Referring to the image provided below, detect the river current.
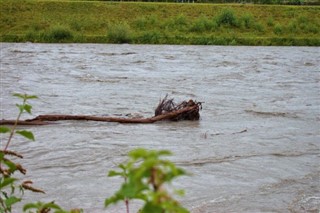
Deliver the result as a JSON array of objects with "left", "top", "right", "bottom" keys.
[{"left": 0, "top": 43, "right": 319, "bottom": 212}]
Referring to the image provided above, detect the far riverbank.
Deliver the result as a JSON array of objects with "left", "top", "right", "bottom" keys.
[{"left": 1, "top": 0, "right": 319, "bottom": 45}]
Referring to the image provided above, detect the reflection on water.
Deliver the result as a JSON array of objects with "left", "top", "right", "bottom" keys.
[{"left": 0, "top": 43, "right": 319, "bottom": 212}]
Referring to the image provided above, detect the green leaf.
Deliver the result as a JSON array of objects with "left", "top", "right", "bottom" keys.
[
  {"left": 16, "top": 104, "right": 24, "bottom": 113},
  {"left": 129, "top": 148, "right": 148, "bottom": 159},
  {"left": 0, "top": 152, "right": 4, "bottom": 160},
  {"left": 141, "top": 202, "right": 164, "bottom": 213},
  {"left": 15, "top": 104, "right": 33, "bottom": 114},
  {"left": 105, "top": 195, "right": 123, "bottom": 207},
  {"left": 13, "top": 93, "right": 26, "bottom": 100},
  {"left": 0, "top": 177, "right": 17, "bottom": 189},
  {"left": 174, "top": 189, "right": 185, "bottom": 196},
  {"left": 108, "top": 170, "right": 125, "bottom": 177},
  {"left": 3, "top": 159, "right": 17, "bottom": 173},
  {"left": 23, "top": 104, "right": 32, "bottom": 114},
  {"left": 26, "top": 95, "right": 38, "bottom": 100},
  {"left": 23, "top": 202, "right": 41, "bottom": 211},
  {"left": 13, "top": 93, "right": 38, "bottom": 100},
  {"left": 23, "top": 201, "right": 64, "bottom": 212},
  {"left": 0, "top": 126, "right": 11, "bottom": 134},
  {"left": 157, "top": 150, "right": 172, "bottom": 156},
  {"left": 16, "top": 130, "right": 35, "bottom": 141},
  {"left": 5, "top": 196, "right": 21, "bottom": 207},
  {"left": 119, "top": 163, "right": 127, "bottom": 171},
  {"left": 42, "top": 202, "right": 63, "bottom": 210}
]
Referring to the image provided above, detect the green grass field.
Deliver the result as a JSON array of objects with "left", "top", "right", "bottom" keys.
[{"left": 1, "top": 0, "right": 319, "bottom": 45}]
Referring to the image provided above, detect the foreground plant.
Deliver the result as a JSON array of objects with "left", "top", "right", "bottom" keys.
[
  {"left": 105, "top": 148, "right": 189, "bottom": 213},
  {"left": 0, "top": 93, "right": 79, "bottom": 213},
  {"left": 0, "top": 93, "right": 42, "bottom": 212}
]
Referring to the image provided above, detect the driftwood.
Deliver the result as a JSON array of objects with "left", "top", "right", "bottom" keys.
[
  {"left": 155, "top": 95, "right": 201, "bottom": 121},
  {"left": 0, "top": 96, "right": 202, "bottom": 126}
]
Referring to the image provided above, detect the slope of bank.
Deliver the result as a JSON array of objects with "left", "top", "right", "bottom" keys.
[{"left": 1, "top": 0, "right": 319, "bottom": 45}]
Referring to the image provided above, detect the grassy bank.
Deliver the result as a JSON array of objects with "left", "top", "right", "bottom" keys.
[{"left": 1, "top": 0, "right": 319, "bottom": 45}]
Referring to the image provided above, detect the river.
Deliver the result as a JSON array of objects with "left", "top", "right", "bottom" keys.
[{"left": 0, "top": 43, "right": 319, "bottom": 212}]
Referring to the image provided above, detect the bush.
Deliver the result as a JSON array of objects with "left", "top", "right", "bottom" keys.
[
  {"left": 24, "top": 25, "right": 75, "bottom": 43},
  {"left": 189, "top": 16, "right": 217, "bottom": 32},
  {"left": 107, "top": 22, "right": 132, "bottom": 44},
  {"left": 46, "top": 25, "right": 74, "bottom": 42},
  {"left": 25, "top": 30, "right": 39, "bottom": 42},
  {"left": 254, "top": 22, "right": 265, "bottom": 33},
  {"left": 216, "top": 9, "right": 238, "bottom": 27},
  {"left": 138, "top": 31, "right": 162, "bottom": 44},
  {"left": 167, "top": 14, "right": 189, "bottom": 31}
]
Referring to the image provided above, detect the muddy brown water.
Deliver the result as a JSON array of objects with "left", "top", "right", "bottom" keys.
[{"left": 0, "top": 43, "right": 319, "bottom": 212}]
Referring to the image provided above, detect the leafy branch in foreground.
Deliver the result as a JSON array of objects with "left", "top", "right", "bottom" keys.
[
  {"left": 0, "top": 93, "right": 41, "bottom": 212},
  {"left": 3, "top": 93, "right": 37, "bottom": 151},
  {"left": 0, "top": 93, "right": 80, "bottom": 213},
  {"left": 105, "top": 148, "right": 189, "bottom": 213}
]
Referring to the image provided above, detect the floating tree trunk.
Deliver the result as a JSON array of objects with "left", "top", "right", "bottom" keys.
[{"left": 0, "top": 96, "right": 202, "bottom": 126}]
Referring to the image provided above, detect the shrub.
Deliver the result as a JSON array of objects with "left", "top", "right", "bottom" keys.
[
  {"left": 138, "top": 30, "right": 162, "bottom": 44},
  {"left": 167, "top": 14, "right": 189, "bottom": 31},
  {"left": 25, "top": 30, "right": 39, "bottom": 42},
  {"left": 253, "top": 22, "right": 265, "bottom": 33},
  {"left": 189, "top": 16, "right": 217, "bottom": 32},
  {"left": 216, "top": 9, "right": 238, "bottom": 27},
  {"left": 107, "top": 22, "right": 132, "bottom": 44},
  {"left": 45, "top": 25, "right": 74, "bottom": 42}
]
